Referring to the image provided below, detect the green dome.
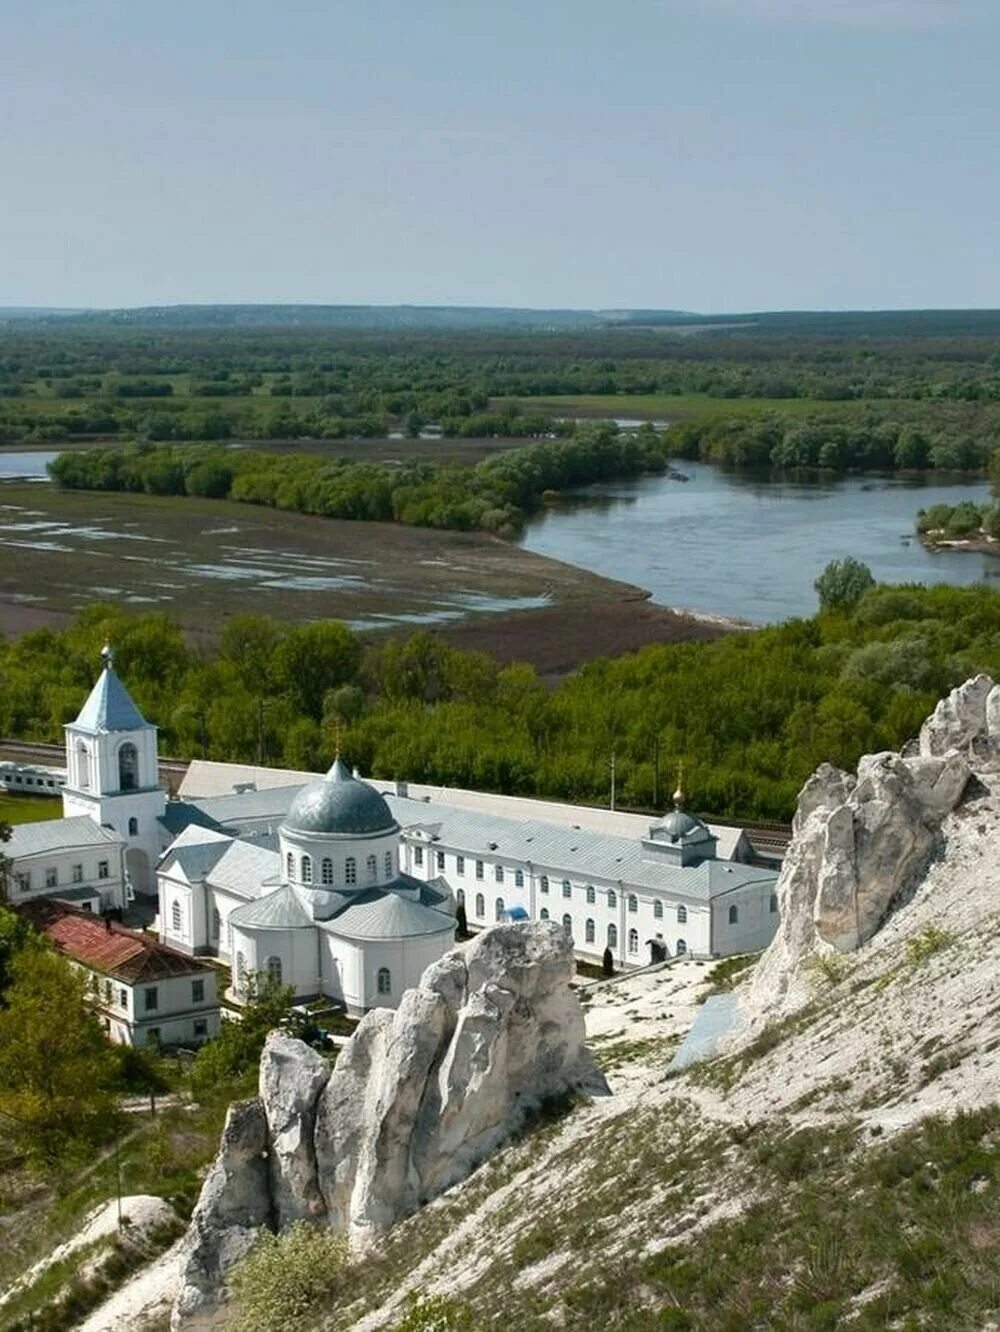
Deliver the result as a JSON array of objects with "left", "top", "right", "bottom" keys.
[{"left": 282, "top": 758, "right": 397, "bottom": 837}]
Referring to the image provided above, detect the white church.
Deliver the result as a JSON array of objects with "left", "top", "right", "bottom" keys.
[{"left": 5, "top": 649, "right": 781, "bottom": 1020}]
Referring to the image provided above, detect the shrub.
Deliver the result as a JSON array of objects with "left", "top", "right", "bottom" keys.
[{"left": 228, "top": 1221, "right": 349, "bottom": 1331}]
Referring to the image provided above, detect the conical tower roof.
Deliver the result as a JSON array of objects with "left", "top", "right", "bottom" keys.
[{"left": 72, "top": 646, "right": 150, "bottom": 733}]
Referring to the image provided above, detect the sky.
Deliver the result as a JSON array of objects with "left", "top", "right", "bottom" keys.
[{"left": 2, "top": 0, "right": 999, "bottom": 312}]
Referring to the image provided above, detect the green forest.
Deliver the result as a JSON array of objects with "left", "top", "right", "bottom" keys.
[{"left": 3, "top": 579, "right": 999, "bottom": 820}]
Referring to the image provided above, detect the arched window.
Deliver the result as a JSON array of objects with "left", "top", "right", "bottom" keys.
[
  {"left": 266, "top": 955, "right": 282, "bottom": 986},
  {"left": 628, "top": 928, "right": 639, "bottom": 954},
  {"left": 677, "top": 904, "right": 687, "bottom": 924},
  {"left": 515, "top": 869, "right": 524, "bottom": 888},
  {"left": 367, "top": 854, "right": 377, "bottom": 884},
  {"left": 128, "top": 816, "right": 138, "bottom": 837},
  {"left": 475, "top": 893, "right": 485, "bottom": 918},
  {"left": 495, "top": 897, "right": 505, "bottom": 921},
  {"left": 301, "top": 855, "right": 313, "bottom": 884},
  {"left": 321, "top": 858, "right": 333, "bottom": 885},
  {"left": 76, "top": 741, "right": 91, "bottom": 789},
  {"left": 770, "top": 894, "right": 778, "bottom": 914},
  {"left": 377, "top": 967, "right": 392, "bottom": 995},
  {"left": 385, "top": 851, "right": 393, "bottom": 879},
  {"left": 235, "top": 951, "right": 246, "bottom": 993},
  {"left": 118, "top": 742, "right": 139, "bottom": 792},
  {"left": 345, "top": 857, "right": 356, "bottom": 886},
  {"left": 562, "top": 913, "right": 573, "bottom": 937},
  {"left": 540, "top": 908, "right": 549, "bottom": 920},
  {"left": 456, "top": 887, "right": 465, "bottom": 906},
  {"left": 562, "top": 879, "right": 571, "bottom": 898},
  {"left": 607, "top": 923, "right": 618, "bottom": 948},
  {"left": 171, "top": 900, "right": 182, "bottom": 933},
  {"left": 654, "top": 900, "right": 663, "bottom": 920},
  {"left": 676, "top": 938, "right": 687, "bottom": 955},
  {"left": 728, "top": 904, "right": 739, "bottom": 925},
  {"left": 286, "top": 851, "right": 294, "bottom": 879},
  {"left": 585, "top": 885, "right": 595, "bottom": 905},
  {"left": 607, "top": 889, "right": 617, "bottom": 909},
  {"left": 211, "top": 907, "right": 220, "bottom": 939},
  {"left": 585, "top": 918, "right": 595, "bottom": 944},
  {"left": 628, "top": 894, "right": 638, "bottom": 914},
  {"left": 540, "top": 875, "right": 549, "bottom": 894}
]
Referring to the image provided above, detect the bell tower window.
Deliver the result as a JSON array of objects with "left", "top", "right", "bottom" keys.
[
  {"left": 118, "top": 743, "right": 139, "bottom": 792},
  {"left": 77, "top": 742, "right": 91, "bottom": 790}
]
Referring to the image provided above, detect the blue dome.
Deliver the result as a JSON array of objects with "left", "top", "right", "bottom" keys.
[{"left": 282, "top": 758, "right": 397, "bottom": 836}]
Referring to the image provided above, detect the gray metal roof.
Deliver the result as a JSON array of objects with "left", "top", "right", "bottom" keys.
[
  {"left": 70, "top": 665, "right": 149, "bottom": 734},
  {"left": 230, "top": 883, "right": 316, "bottom": 931},
  {"left": 322, "top": 887, "right": 455, "bottom": 941},
  {"left": 176, "top": 787, "right": 774, "bottom": 904},
  {"left": 6, "top": 816, "right": 120, "bottom": 858},
  {"left": 389, "top": 796, "right": 773, "bottom": 902},
  {"left": 283, "top": 759, "right": 398, "bottom": 837}
]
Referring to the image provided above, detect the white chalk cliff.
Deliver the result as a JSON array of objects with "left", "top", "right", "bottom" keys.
[
  {"left": 172, "top": 920, "right": 605, "bottom": 1326},
  {"left": 749, "top": 673, "right": 1000, "bottom": 1015}
]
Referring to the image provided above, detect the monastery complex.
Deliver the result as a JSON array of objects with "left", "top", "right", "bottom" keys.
[{"left": 3, "top": 649, "right": 781, "bottom": 1044}]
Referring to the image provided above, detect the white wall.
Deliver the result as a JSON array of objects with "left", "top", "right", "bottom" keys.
[{"left": 9, "top": 843, "right": 125, "bottom": 911}]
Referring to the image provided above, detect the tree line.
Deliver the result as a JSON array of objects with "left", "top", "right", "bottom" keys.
[
  {"left": 4, "top": 580, "right": 999, "bottom": 823},
  {"left": 47, "top": 423, "right": 670, "bottom": 535}
]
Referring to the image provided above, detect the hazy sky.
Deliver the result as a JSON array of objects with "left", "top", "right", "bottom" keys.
[{"left": 2, "top": 0, "right": 998, "bottom": 311}]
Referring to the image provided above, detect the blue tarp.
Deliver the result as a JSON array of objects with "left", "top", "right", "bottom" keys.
[{"left": 505, "top": 906, "right": 530, "bottom": 921}]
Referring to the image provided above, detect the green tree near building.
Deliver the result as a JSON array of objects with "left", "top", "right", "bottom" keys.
[{"left": 0, "top": 947, "right": 119, "bottom": 1165}]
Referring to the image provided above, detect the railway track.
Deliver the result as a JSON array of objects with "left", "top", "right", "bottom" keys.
[{"left": 0, "top": 738, "right": 190, "bottom": 786}]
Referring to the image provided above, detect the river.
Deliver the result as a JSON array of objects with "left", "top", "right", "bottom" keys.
[{"left": 519, "top": 461, "right": 996, "bottom": 624}]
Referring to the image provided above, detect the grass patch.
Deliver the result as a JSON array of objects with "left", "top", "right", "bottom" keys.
[
  {"left": 698, "top": 953, "right": 758, "bottom": 1001},
  {"left": 501, "top": 393, "right": 887, "bottom": 421},
  {"left": 0, "top": 792, "right": 62, "bottom": 825}
]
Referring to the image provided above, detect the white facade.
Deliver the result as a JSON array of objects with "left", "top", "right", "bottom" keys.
[
  {"left": 158, "top": 760, "right": 457, "bottom": 1017},
  {"left": 5, "top": 817, "right": 126, "bottom": 912}
]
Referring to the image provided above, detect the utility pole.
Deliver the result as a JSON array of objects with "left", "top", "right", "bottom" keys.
[
  {"left": 610, "top": 752, "right": 616, "bottom": 812},
  {"left": 114, "top": 1130, "right": 123, "bottom": 1230}
]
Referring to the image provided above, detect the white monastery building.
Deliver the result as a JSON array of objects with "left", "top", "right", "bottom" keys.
[{"left": 5, "top": 649, "right": 781, "bottom": 1029}]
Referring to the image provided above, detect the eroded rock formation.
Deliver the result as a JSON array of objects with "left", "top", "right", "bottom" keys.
[
  {"left": 749, "top": 676, "right": 999, "bottom": 1014},
  {"left": 172, "top": 921, "right": 605, "bottom": 1326}
]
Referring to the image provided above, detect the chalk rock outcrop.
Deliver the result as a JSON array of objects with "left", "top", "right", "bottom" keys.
[
  {"left": 749, "top": 676, "right": 997, "bottom": 1015},
  {"left": 173, "top": 921, "right": 604, "bottom": 1326},
  {"left": 172, "top": 1098, "right": 272, "bottom": 1328}
]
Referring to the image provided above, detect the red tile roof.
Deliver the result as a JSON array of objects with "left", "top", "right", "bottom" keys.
[{"left": 17, "top": 900, "right": 212, "bottom": 983}]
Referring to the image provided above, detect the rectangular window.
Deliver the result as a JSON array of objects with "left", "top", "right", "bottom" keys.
[
  {"left": 456, "top": 855, "right": 465, "bottom": 876},
  {"left": 104, "top": 980, "right": 112, "bottom": 1003},
  {"left": 436, "top": 851, "right": 445, "bottom": 871},
  {"left": 414, "top": 846, "right": 424, "bottom": 867},
  {"left": 144, "top": 987, "right": 159, "bottom": 1012},
  {"left": 515, "top": 869, "right": 524, "bottom": 888},
  {"left": 495, "top": 864, "right": 504, "bottom": 884},
  {"left": 118, "top": 988, "right": 128, "bottom": 1008},
  {"left": 193, "top": 1019, "right": 208, "bottom": 1039},
  {"left": 72, "top": 864, "right": 83, "bottom": 884},
  {"left": 15, "top": 872, "right": 30, "bottom": 894},
  {"left": 475, "top": 860, "right": 484, "bottom": 881},
  {"left": 97, "top": 861, "right": 109, "bottom": 880},
  {"left": 770, "top": 894, "right": 779, "bottom": 914},
  {"left": 45, "top": 867, "right": 58, "bottom": 888},
  {"left": 192, "top": 979, "right": 205, "bottom": 1003}
]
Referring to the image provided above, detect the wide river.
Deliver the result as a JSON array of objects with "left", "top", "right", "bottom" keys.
[{"left": 519, "top": 462, "right": 996, "bottom": 624}]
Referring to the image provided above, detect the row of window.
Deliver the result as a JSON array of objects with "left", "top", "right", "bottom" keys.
[
  {"left": 93, "top": 975, "right": 206, "bottom": 1011},
  {"left": 287, "top": 850, "right": 393, "bottom": 887},
  {"left": 138, "top": 1017, "right": 210, "bottom": 1045},
  {"left": 232, "top": 951, "right": 393, "bottom": 998},
  {"left": 15, "top": 859, "right": 111, "bottom": 894},
  {"left": 455, "top": 885, "right": 692, "bottom": 924}
]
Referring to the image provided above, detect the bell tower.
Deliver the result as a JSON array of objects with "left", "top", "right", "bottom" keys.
[{"left": 62, "top": 645, "right": 166, "bottom": 893}]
